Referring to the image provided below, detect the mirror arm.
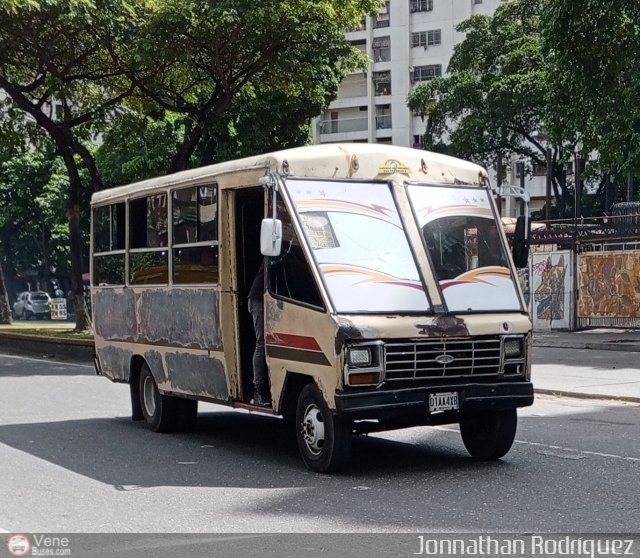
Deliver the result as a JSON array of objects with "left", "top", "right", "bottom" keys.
[{"left": 259, "top": 172, "right": 279, "bottom": 236}]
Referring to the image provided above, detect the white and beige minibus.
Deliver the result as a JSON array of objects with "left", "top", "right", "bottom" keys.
[{"left": 91, "top": 143, "right": 533, "bottom": 473}]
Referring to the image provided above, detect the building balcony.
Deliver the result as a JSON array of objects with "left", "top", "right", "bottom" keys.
[
  {"left": 375, "top": 115, "right": 392, "bottom": 130},
  {"left": 337, "top": 76, "right": 368, "bottom": 98},
  {"left": 318, "top": 117, "right": 368, "bottom": 135}
]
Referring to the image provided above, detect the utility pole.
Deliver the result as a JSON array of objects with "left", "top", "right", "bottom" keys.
[
  {"left": 517, "top": 161, "right": 526, "bottom": 216},
  {"left": 496, "top": 151, "right": 503, "bottom": 216},
  {"left": 574, "top": 154, "right": 583, "bottom": 223},
  {"left": 545, "top": 147, "right": 552, "bottom": 221}
]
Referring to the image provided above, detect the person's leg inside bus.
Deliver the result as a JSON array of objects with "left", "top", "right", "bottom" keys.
[{"left": 248, "top": 297, "right": 271, "bottom": 406}]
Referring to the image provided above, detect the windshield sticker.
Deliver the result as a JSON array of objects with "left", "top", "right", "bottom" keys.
[{"left": 299, "top": 213, "right": 339, "bottom": 249}]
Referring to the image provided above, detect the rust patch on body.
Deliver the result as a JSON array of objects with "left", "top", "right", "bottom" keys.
[
  {"left": 96, "top": 345, "right": 133, "bottom": 381},
  {"left": 144, "top": 349, "right": 166, "bottom": 384},
  {"left": 334, "top": 319, "right": 364, "bottom": 355},
  {"left": 164, "top": 352, "right": 228, "bottom": 399},
  {"left": 415, "top": 315, "right": 469, "bottom": 337}
]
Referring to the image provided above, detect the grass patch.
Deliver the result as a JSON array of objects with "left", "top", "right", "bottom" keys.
[{"left": 0, "top": 325, "right": 94, "bottom": 341}]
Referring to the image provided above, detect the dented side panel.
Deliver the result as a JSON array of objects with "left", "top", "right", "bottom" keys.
[
  {"left": 94, "top": 285, "right": 231, "bottom": 400},
  {"left": 164, "top": 352, "right": 228, "bottom": 399},
  {"left": 94, "top": 287, "right": 221, "bottom": 350}
]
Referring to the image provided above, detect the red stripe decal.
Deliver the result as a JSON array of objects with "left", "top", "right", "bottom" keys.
[{"left": 265, "top": 333, "right": 322, "bottom": 352}]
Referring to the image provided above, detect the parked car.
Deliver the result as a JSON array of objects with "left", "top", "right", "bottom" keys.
[{"left": 12, "top": 291, "right": 52, "bottom": 320}]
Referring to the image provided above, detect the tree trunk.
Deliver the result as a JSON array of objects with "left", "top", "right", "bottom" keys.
[
  {"left": 0, "top": 261, "right": 11, "bottom": 324},
  {"left": 60, "top": 149, "right": 91, "bottom": 332},
  {"left": 169, "top": 120, "right": 206, "bottom": 173}
]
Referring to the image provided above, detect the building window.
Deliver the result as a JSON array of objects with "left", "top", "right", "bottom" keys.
[
  {"left": 474, "top": 0, "right": 483, "bottom": 4},
  {"left": 373, "top": 1, "right": 390, "bottom": 28},
  {"left": 372, "top": 36, "right": 391, "bottom": 62},
  {"left": 412, "top": 64, "right": 442, "bottom": 83},
  {"left": 532, "top": 163, "right": 548, "bottom": 177},
  {"left": 411, "top": 29, "right": 441, "bottom": 48},
  {"left": 372, "top": 71, "right": 391, "bottom": 96},
  {"left": 350, "top": 38, "right": 366, "bottom": 55},
  {"left": 410, "top": 0, "right": 433, "bottom": 12},
  {"left": 347, "top": 18, "right": 367, "bottom": 32},
  {"left": 375, "top": 105, "right": 392, "bottom": 130}
]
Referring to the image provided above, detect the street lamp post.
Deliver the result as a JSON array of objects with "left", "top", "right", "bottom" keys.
[
  {"left": 517, "top": 161, "right": 526, "bottom": 216},
  {"left": 545, "top": 147, "right": 552, "bottom": 221}
]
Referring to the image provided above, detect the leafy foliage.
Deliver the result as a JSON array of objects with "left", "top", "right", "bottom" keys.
[
  {"left": 543, "top": 0, "right": 640, "bottom": 178},
  {"left": 406, "top": 0, "right": 577, "bottom": 216},
  {"left": 0, "top": 146, "right": 70, "bottom": 297},
  {"left": 0, "top": 0, "right": 381, "bottom": 328}
]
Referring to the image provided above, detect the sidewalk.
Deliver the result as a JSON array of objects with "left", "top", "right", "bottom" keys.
[
  {"left": 533, "top": 328, "right": 640, "bottom": 404},
  {"left": 0, "top": 324, "right": 638, "bottom": 403}
]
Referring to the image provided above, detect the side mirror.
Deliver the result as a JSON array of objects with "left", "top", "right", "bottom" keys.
[
  {"left": 512, "top": 215, "right": 530, "bottom": 268},
  {"left": 260, "top": 218, "right": 283, "bottom": 257}
]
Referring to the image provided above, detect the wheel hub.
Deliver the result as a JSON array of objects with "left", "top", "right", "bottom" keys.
[
  {"left": 142, "top": 375, "right": 157, "bottom": 417},
  {"left": 301, "top": 404, "right": 325, "bottom": 455}
]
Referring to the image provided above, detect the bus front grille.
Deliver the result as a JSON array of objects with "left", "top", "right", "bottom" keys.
[{"left": 384, "top": 337, "right": 502, "bottom": 381}]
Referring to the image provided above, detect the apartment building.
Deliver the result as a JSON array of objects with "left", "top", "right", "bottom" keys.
[{"left": 313, "top": 0, "right": 547, "bottom": 215}]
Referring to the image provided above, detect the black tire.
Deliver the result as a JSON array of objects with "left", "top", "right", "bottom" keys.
[
  {"left": 139, "top": 364, "right": 180, "bottom": 433},
  {"left": 460, "top": 409, "right": 517, "bottom": 460},
  {"left": 295, "top": 384, "right": 352, "bottom": 473}
]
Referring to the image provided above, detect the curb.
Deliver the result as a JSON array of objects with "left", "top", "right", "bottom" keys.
[
  {"left": 535, "top": 388, "right": 640, "bottom": 405},
  {"left": 0, "top": 332, "right": 94, "bottom": 363},
  {"left": 533, "top": 341, "right": 640, "bottom": 353}
]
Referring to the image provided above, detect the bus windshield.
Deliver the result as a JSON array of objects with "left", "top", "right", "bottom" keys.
[
  {"left": 407, "top": 184, "right": 522, "bottom": 312},
  {"left": 285, "top": 178, "right": 430, "bottom": 313}
]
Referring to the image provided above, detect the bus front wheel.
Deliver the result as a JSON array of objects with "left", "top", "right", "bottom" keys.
[
  {"left": 459, "top": 408, "right": 517, "bottom": 460},
  {"left": 139, "top": 364, "right": 180, "bottom": 433},
  {"left": 295, "top": 384, "right": 352, "bottom": 473}
]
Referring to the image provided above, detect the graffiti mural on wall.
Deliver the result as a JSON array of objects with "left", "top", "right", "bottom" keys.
[
  {"left": 516, "top": 267, "right": 531, "bottom": 313},
  {"left": 579, "top": 252, "right": 640, "bottom": 318},
  {"left": 531, "top": 251, "right": 572, "bottom": 330}
]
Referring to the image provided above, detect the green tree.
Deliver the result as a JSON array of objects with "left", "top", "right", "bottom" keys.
[
  {"left": 0, "top": 145, "right": 71, "bottom": 302},
  {"left": 407, "top": 0, "right": 577, "bottom": 216},
  {"left": 1, "top": 0, "right": 380, "bottom": 332},
  {"left": 0, "top": 0, "right": 139, "bottom": 330},
  {"left": 96, "top": 112, "right": 184, "bottom": 188},
  {"left": 117, "top": 0, "right": 379, "bottom": 172},
  {"left": 543, "top": 0, "right": 640, "bottom": 190},
  {"left": 97, "top": 85, "right": 325, "bottom": 188}
]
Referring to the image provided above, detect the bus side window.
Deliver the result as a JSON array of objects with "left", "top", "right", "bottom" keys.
[{"left": 268, "top": 199, "right": 323, "bottom": 308}]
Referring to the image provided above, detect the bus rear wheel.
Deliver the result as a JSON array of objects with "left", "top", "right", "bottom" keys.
[
  {"left": 295, "top": 384, "right": 352, "bottom": 473},
  {"left": 139, "top": 364, "right": 180, "bottom": 433},
  {"left": 459, "top": 408, "right": 517, "bottom": 460}
]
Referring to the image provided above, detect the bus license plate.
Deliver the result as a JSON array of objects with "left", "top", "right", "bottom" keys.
[{"left": 428, "top": 392, "right": 459, "bottom": 412}]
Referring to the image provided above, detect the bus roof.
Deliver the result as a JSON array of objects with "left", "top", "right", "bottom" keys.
[{"left": 91, "top": 143, "right": 489, "bottom": 205}]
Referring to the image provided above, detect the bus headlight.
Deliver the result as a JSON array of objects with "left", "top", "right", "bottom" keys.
[
  {"left": 504, "top": 337, "right": 524, "bottom": 359},
  {"left": 347, "top": 347, "right": 372, "bottom": 367},
  {"left": 344, "top": 342, "right": 384, "bottom": 387}
]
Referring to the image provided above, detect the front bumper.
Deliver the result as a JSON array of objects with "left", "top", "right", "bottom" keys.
[{"left": 335, "top": 381, "right": 534, "bottom": 421}]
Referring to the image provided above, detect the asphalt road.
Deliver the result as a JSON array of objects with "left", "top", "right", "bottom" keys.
[{"left": 0, "top": 351, "right": 638, "bottom": 547}]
